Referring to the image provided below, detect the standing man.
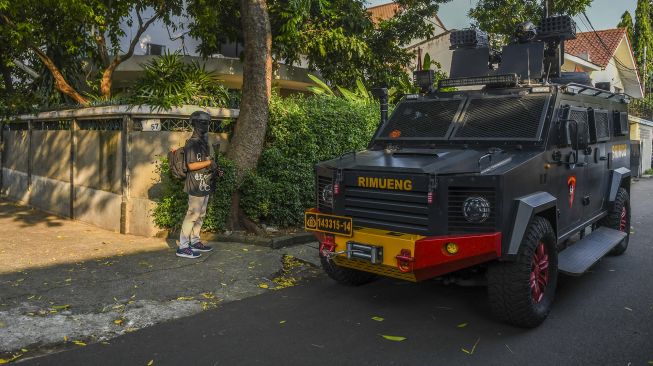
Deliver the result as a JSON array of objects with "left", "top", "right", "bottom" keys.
[{"left": 177, "top": 111, "right": 220, "bottom": 258}]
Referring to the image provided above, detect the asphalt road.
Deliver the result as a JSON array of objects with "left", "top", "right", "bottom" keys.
[{"left": 22, "top": 179, "right": 653, "bottom": 366}]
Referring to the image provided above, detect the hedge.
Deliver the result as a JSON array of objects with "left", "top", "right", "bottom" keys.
[{"left": 153, "top": 94, "right": 380, "bottom": 230}]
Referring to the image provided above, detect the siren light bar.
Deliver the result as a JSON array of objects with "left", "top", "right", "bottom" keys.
[
  {"left": 449, "top": 28, "right": 489, "bottom": 49},
  {"left": 438, "top": 74, "right": 519, "bottom": 89},
  {"left": 538, "top": 15, "right": 577, "bottom": 40}
]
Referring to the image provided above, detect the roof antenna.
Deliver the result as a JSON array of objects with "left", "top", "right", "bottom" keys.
[{"left": 527, "top": 48, "right": 531, "bottom": 86}]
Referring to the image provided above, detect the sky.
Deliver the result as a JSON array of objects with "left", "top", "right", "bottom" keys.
[{"left": 368, "top": 0, "right": 637, "bottom": 32}]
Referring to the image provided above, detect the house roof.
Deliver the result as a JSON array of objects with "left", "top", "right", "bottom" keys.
[
  {"left": 565, "top": 28, "right": 628, "bottom": 68},
  {"left": 367, "top": 2, "right": 446, "bottom": 30},
  {"left": 564, "top": 27, "right": 643, "bottom": 98}
]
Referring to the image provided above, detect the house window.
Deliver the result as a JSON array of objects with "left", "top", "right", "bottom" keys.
[{"left": 146, "top": 43, "right": 166, "bottom": 56}]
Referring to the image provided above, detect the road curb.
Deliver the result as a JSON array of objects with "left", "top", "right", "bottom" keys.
[{"left": 166, "top": 230, "right": 316, "bottom": 249}]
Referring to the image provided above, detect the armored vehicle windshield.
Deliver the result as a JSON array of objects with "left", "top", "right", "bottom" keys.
[{"left": 375, "top": 92, "right": 551, "bottom": 145}]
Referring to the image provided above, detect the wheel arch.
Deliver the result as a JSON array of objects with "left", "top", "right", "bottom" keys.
[
  {"left": 505, "top": 192, "right": 557, "bottom": 257},
  {"left": 608, "top": 167, "right": 631, "bottom": 202}
]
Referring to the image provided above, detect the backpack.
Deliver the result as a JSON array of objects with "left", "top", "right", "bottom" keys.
[{"left": 168, "top": 142, "right": 188, "bottom": 180}]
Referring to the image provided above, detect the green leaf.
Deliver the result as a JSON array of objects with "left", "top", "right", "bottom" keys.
[
  {"left": 307, "top": 74, "right": 334, "bottom": 96},
  {"left": 356, "top": 79, "right": 369, "bottom": 99},
  {"left": 380, "top": 334, "right": 406, "bottom": 342},
  {"left": 371, "top": 316, "right": 384, "bottom": 322},
  {"left": 457, "top": 322, "right": 468, "bottom": 328},
  {"left": 423, "top": 53, "right": 431, "bottom": 71}
]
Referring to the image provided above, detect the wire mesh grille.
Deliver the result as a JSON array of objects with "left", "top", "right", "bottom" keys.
[
  {"left": 380, "top": 100, "right": 461, "bottom": 138},
  {"left": 32, "top": 120, "right": 72, "bottom": 130},
  {"left": 133, "top": 118, "right": 223, "bottom": 132},
  {"left": 593, "top": 110, "right": 610, "bottom": 141},
  {"left": 2, "top": 123, "right": 29, "bottom": 131},
  {"left": 454, "top": 95, "right": 548, "bottom": 139},
  {"left": 78, "top": 119, "right": 123, "bottom": 131}
]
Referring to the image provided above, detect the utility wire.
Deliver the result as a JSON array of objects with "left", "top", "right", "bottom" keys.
[{"left": 580, "top": 11, "right": 638, "bottom": 72}]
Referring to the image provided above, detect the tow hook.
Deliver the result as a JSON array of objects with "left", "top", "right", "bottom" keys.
[
  {"left": 319, "top": 235, "right": 336, "bottom": 258},
  {"left": 395, "top": 249, "right": 415, "bottom": 273}
]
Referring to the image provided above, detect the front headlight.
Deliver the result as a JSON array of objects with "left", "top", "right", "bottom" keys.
[
  {"left": 462, "top": 196, "right": 491, "bottom": 223},
  {"left": 321, "top": 183, "right": 334, "bottom": 206}
]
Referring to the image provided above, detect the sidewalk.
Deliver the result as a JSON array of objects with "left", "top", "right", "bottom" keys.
[{"left": 0, "top": 199, "right": 320, "bottom": 361}]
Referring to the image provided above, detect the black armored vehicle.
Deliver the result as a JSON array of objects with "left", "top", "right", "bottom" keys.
[{"left": 304, "top": 14, "right": 632, "bottom": 327}]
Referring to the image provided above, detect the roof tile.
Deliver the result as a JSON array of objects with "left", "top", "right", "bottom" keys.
[{"left": 565, "top": 28, "right": 627, "bottom": 68}]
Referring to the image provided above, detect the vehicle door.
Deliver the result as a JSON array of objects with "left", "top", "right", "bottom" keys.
[{"left": 582, "top": 108, "right": 611, "bottom": 219}]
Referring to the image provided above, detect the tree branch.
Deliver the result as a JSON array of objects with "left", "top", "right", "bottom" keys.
[
  {"left": 0, "top": 14, "right": 88, "bottom": 105},
  {"left": 99, "top": 8, "right": 163, "bottom": 96}
]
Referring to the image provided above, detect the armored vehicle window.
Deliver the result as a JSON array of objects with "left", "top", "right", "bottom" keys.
[
  {"left": 453, "top": 95, "right": 549, "bottom": 140},
  {"left": 379, "top": 100, "right": 461, "bottom": 139}
]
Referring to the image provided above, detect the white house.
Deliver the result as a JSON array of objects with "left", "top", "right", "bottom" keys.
[{"left": 562, "top": 28, "right": 643, "bottom": 99}]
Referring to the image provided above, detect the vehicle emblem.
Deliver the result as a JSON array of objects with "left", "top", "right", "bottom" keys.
[{"left": 567, "top": 176, "right": 576, "bottom": 208}]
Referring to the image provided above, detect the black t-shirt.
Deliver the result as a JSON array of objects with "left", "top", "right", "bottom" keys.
[{"left": 184, "top": 138, "right": 214, "bottom": 196}]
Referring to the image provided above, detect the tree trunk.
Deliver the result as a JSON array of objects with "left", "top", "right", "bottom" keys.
[
  {"left": 100, "top": 60, "right": 120, "bottom": 97},
  {"left": 225, "top": 0, "right": 272, "bottom": 230}
]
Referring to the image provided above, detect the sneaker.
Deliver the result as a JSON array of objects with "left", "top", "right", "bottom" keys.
[
  {"left": 176, "top": 247, "right": 201, "bottom": 259},
  {"left": 190, "top": 241, "right": 213, "bottom": 252}
]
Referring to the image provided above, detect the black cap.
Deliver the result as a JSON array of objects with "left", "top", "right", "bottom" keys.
[{"left": 190, "top": 111, "right": 211, "bottom": 122}]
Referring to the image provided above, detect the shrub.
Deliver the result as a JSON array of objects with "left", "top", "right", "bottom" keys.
[
  {"left": 152, "top": 154, "right": 236, "bottom": 232},
  {"left": 129, "top": 52, "right": 230, "bottom": 111},
  {"left": 240, "top": 94, "right": 379, "bottom": 227},
  {"left": 152, "top": 94, "right": 379, "bottom": 231}
]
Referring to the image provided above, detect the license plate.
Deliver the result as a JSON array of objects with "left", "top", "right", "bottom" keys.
[{"left": 304, "top": 212, "right": 353, "bottom": 237}]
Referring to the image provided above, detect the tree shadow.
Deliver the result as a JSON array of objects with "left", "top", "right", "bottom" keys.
[{"left": 0, "top": 199, "right": 64, "bottom": 228}]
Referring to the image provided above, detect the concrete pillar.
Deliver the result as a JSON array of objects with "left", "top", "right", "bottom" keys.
[
  {"left": 27, "top": 120, "right": 32, "bottom": 189},
  {"left": 70, "top": 119, "right": 78, "bottom": 219},
  {"left": 120, "top": 115, "right": 131, "bottom": 234}
]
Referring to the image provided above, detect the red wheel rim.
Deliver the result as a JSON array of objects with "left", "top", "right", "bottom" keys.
[
  {"left": 619, "top": 206, "right": 628, "bottom": 232},
  {"left": 530, "top": 242, "right": 549, "bottom": 304}
]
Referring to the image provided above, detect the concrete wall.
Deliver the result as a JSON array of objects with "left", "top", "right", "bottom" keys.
[
  {"left": 2, "top": 130, "right": 29, "bottom": 202},
  {"left": 126, "top": 131, "right": 224, "bottom": 236},
  {"left": 1, "top": 107, "right": 235, "bottom": 237}
]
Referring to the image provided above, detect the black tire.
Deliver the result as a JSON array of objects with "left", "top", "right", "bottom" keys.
[
  {"left": 487, "top": 216, "right": 558, "bottom": 328},
  {"left": 320, "top": 256, "right": 377, "bottom": 286},
  {"left": 599, "top": 187, "right": 630, "bottom": 256}
]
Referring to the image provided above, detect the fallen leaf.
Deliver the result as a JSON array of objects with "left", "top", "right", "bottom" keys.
[
  {"left": 371, "top": 316, "right": 384, "bottom": 322},
  {"left": 27, "top": 295, "right": 35, "bottom": 300},
  {"left": 624, "top": 307, "right": 633, "bottom": 311},
  {"left": 114, "top": 319, "right": 124, "bottom": 326},
  {"left": 73, "top": 340, "right": 86, "bottom": 346},
  {"left": 65, "top": 278, "right": 72, "bottom": 282},
  {"left": 505, "top": 344, "right": 514, "bottom": 354},
  {"left": 201, "top": 292, "right": 215, "bottom": 299},
  {"left": 259, "top": 284, "right": 269, "bottom": 289},
  {"left": 461, "top": 338, "right": 480, "bottom": 355},
  {"left": 380, "top": 334, "right": 406, "bottom": 342},
  {"left": 147, "top": 360, "right": 154, "bottom": 366},
  {"left": 457, "top": 322, "right": 468, "bottom": 328},
  {"left": 52, "top": 304, "right": 70, "bottom": 310},
  {"left": 242, "top": 248, "right": 249, "bottom": 252},
  {"left": 20, "top": 349, "right": 28, "bottom": 353},
  {"left": 176, "top": 296, "right": 194, "bottom": 301},
  {"left": 279, "top": 320, "right": 286, "bottom": 324},
  {"left": 0, "top": 354, "right": 22, "bottom": 364},
  {"left": 63, "top": 336, "right": 69, "bottom": 342}
]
